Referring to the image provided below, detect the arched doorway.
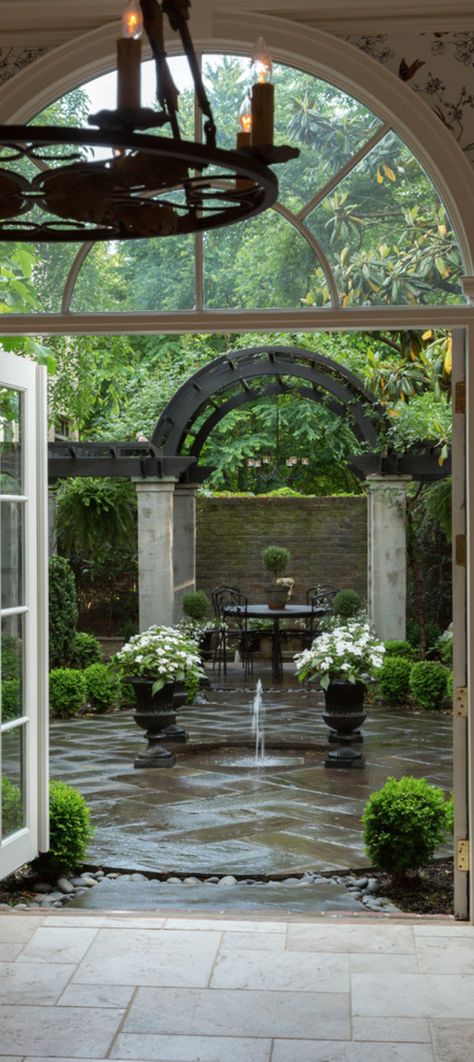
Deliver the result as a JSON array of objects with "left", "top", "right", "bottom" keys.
[{"left": 0, "top": 18, "right": 470, "bottom": 916}]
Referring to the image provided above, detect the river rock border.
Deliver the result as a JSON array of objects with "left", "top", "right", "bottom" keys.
[{"left": 0, "top": 867, "right": 400, "bottom": 913}]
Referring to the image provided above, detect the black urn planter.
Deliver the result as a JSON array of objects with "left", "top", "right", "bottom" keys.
[
  {"left": 129, "top": 678, "right": 188, "bottom": 769},
  {"left": 322, "top": 681, "right": 367, "bottom": 769}
]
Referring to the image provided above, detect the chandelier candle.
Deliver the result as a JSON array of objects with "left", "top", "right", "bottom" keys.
[
  {"left": 236, "top": 95, "right": 252, "bottom": 191},
  {"left": 251, "top": 37, "right": 274, "bottom": 146},
  {"left": 117, "top": 0, "right": 143, "bottom": 109}
]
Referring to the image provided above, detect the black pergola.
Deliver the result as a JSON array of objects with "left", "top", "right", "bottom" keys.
[{"left": 48, "top": 346, "right": 450, "bottom": 483}]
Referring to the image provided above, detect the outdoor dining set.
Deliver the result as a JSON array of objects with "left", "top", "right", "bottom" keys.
[{"left": 210, "top": 584, "right": 337, "bottom": 681}]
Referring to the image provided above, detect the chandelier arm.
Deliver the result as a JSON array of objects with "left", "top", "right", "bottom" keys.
[
  {"left": 163, "top": 0, "right": 217, "bottom": 148},
  {"left": 139, "top": 0, "right": 181, "bottom": 139}
]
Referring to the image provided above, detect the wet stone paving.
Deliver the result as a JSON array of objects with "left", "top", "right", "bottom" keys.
[{"left": 50, "top": 668, "right": 453, "bottom": 889}]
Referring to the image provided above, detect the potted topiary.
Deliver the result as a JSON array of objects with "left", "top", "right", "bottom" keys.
[{"left": 262, "top": 545, "right": 291, "bottom": 609}]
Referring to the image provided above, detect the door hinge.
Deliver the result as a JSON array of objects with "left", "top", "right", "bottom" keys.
[
  {"left": 457, "top": 839, "right": 470, "bottom": 872},
  {"left": 455, "top": 687, "right": 468, "bottom": 717},
  {"left": 456, "top": 535, "right": 467, "bottom": 566},
  {"left": 455, "top": 380, "right": 466, "bottom": 414}
]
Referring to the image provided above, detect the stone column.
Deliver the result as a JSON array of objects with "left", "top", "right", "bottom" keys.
[
  {"left": 134, "top": 478, "right": 177, "bottom": 630},
  {"left": 172, "top": 484, "right": 198, "bottom": 624},
  {"left": 367, "top": 474, "right": 411, "bottom": 641}
]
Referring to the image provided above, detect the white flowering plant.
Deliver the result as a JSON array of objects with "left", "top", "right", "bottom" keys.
[
  {"left": 114, "top": 625, "right": 205, "bottom": 702},
  {"left": 294, "top": 620, "right": 385, "bottom": 690}
]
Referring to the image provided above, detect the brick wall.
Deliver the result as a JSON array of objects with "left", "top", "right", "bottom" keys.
[{"left": 196, "top": 496, "right": 367, "bottom": 602}]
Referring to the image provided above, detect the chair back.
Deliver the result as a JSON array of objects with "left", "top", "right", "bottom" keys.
[
  {"left": 211, "top": 585, "right": 248, "bottom": 621},
  {"left": 306, "top": 584, "right": 338, "bottom": 612}
]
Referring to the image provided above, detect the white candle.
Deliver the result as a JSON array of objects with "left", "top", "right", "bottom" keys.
[{"left": 117, "top": 0, "right": 143, "bottom": 110}]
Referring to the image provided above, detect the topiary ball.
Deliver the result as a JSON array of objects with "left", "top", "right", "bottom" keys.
[
  {"left": 49, "top": 668, "right": 87, "bottom": 718},
  {"left": 362, "top": 775, "right": 452, "bottom": 881},
  {"left": 333, "top": 589, "right": 361, "bottom": 619},
  {"left": 409, "top": 660, "right": 449, "bottom": 710},
  {"left": 377, "top": 655, "right": 412, "bottom": 705}
]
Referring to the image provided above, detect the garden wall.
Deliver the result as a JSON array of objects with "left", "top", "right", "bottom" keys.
[{"left": 196, "top": 496, "right": 367, "bottom": 602}]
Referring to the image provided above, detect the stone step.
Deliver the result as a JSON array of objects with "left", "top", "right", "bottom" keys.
[{"left": 68, "top": 878, "right": 362, "bottom": 913}]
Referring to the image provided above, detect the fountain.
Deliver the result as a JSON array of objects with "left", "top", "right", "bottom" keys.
[
  {"left": 217, "top": 681, "right": 304, "bottom": 769},
  {"left": 251, "top": 678, "right": 265, "bottom": 763}
]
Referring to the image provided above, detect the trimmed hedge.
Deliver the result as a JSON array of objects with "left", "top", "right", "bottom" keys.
[
  {"left": 362, "top": 775, "right": 452, "bottom": 881},
  {"left": 32, "top": 780, "right": 94, "bottom": 878},
  {"left": 71, "top": 632, "right": 103, "bottom": 669},
  {"left": 383, "top": 640, "right": 416, "bottom": 660},
  {"left": 409, "top": 660, "right": 449, "bottom": 710},
  {"left": 49, "top": 556, "right": 78, "bottom": 668},
  {"left": 84, "top": 663, "right": 120, "bottom": 711},
  {"left": 377, "top": 656, "right": 412, "bottom": 705},
  {"left": 49, "top": 668, "right": 87, "bottom": 717},
  {"left": 1, "top": 678, "right": 21, "bottom": 722},
  {"left": 333, "top": 589, "right": 361, "bottom": 619}
]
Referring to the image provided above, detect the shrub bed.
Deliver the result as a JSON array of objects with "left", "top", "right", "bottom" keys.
[
  {"left": 71, "top": 632, "right": 103, "bottom": 669},
  {"left": 84, "top": 663, "right": 120, "bottom": 711},
  {"left": 377, "top": 656, "right": 412, "bottom": 705},
  {"left": 362, "top": 776, "right": 452, "bottom": 881},
  {"left": 32, "top": 780, "right": 94, "bottom": 878}
]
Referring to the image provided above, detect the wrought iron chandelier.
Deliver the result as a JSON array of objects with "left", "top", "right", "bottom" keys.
[{"left": 0, "top": 0, "right": 299, "bottom": 242}]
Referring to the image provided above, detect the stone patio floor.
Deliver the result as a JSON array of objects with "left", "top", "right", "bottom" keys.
[
  {"left": 50, "top": 667, "right": 453, "bottom": 877},
  {"left": 0, "top": 908, "right": 473, "bottom": 1061}
]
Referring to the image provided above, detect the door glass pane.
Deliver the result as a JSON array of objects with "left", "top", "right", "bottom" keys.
[
  {"left": 0, "top": 388, "right": 22, "bottom": 495},
  {"left": 1, "top": 501, "right": 24, "bottom": 609},
  {"left": 1, "top": 616, "right": 23, "bottom": 724},
  {"left": 1, "top": 726, "right": 25, "bottom": 840}
]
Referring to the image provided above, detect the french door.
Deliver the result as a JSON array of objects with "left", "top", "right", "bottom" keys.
[{"left": 0, "top": 351, "right": 48, "bottom": 879}]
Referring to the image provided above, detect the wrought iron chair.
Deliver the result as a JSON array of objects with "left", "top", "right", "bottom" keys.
[
  {"left": 211, "top": 585, "right": 254, "bottom": 678},
  {"left": 301, "top": 585, "right": 339, "bottom": 647}
]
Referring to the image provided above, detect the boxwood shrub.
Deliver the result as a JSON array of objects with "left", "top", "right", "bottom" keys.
[
  {"left": 377, "top": 655, "right": 412, "bottom": 705},
  {"left": 49, "top": 668, "right": 87, "bottom": 717},
  {"left": 383, "top": 640, "right": 416, "bottom": 660},
  {"left": 71, "top": 632, "right": 103, "bottom": 669},
  {"left": 1, "top": 777, "right": 23, "bottom": 836},
  {"left": 84, "top": 663, "right": 120, "bottom": 711},
  {"left": 333, "top": 589, "right": 361, "bottom": 619},
  {"left": 409, "top": 660, "right": 449, "bottom": 709},
  {"left": 32, "top": 780, "right": 94, "bottom": 878},
  {"left": 362, "top": 775, "right": 452, "bottom": 881}
]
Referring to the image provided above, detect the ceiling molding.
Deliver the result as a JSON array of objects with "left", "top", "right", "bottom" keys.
[{"left": 0, "top": 1, "right": 472, "bottom": 46}]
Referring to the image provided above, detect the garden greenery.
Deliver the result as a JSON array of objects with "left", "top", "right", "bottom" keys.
[
  {"left": 49, "top": 556, "right": 78, "bottom": 668},
  {"left": 333, "top": 589, "right": 362, "bottom": 619},
  {"left": 377, "top": 655, "right": 412, "bottom": 705},
  {"left": 84, "top": 663, "right": 120, "bottom": 711},
  {"left": 294, "top": 620, "right": 385, "bottom": 690},
  {"left": 71, "top": 632, "right": 103, "bottom": 669},
  {"left": 362, "top": 775, "right": 452, "bottom": 881},
  {"left": 1, "top": 777, "right": 22, "bottom": 836}
]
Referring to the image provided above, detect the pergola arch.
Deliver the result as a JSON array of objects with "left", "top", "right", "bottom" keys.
[{"left": 153, "top": 345, "right": 385, "bottom": 463}]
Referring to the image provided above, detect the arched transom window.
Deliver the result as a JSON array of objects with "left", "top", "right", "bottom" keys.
[{"left": 23, "top": 52, "right": 465, "bottom": 316}]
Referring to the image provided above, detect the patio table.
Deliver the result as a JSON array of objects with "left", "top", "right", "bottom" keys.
[{"left": 223, "top": 602, "right": 327, "bottom": 682}]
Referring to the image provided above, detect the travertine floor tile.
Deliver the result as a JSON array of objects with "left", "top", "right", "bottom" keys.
[
  {"left": 416, "top": 937, "right": 474, "bottom": 975},
  {"left": 0, "top": 1004, "right": 123, "bottom": 1057},
  {"left": 271, "top": 1042, "right": 434, "bottom": 1061},
  {"left": 0, "top": 944, "right": 24, "bottom": 963},
  {"left": 124, "top": 986, "right": 350, "bottom": 1040},
  {"left": 0, "top": 961, "right": 74, "bottom": 1004},
  {"left": 352, "top": 973, "right": 474, "bottom": 1019},
  {"left": 220, "top": 930, "right": 285, "bottom": 950},
  {"left": 414, "top": 925, "right": 474, "bottom": 938},
  {"left": 50, "top": 916, "right": 166, "bottom": 930},
  {"left": 111, "top": 1032, "right": 272, "bottom": 1061},
  {"left": 430, "top": 1018, "right": 474, "bottom": 1061},
  {"left": 287, "top": 923, "right": 415, "bottom": 954},
  {"left": 352, "top": 1017, "right": 430, "bottom": 1042},
  {"left": 211, "top": 948, "right": 349, "bottom": 992},
  {"left": 0, "top": 916, "right": 44, "bottom": 942},
  {"left": 350, "top": 953, "right": 419, "bottom": 974},
  {"left": 163, "top": 918, "right": 285, "bottom": 932},
  {"left": 58, "top": 982, "right": 135, "bottom": 1008},
  {"left": 74, "top": 928, "right": 220, "bottom": 987},
  {"left": 16, "top": 926, "right": 98, "bottom": 965}
]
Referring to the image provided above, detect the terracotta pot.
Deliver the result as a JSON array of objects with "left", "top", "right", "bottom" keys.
[{"left": 265, "top": 585, "right": 288, "bottom": 610}]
